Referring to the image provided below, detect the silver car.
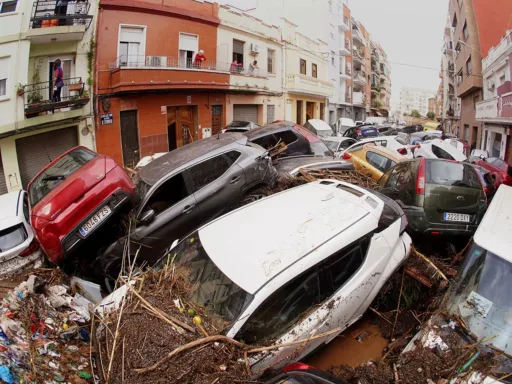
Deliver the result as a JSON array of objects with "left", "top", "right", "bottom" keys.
[{"left": 99, "top": 133, "right": 277, "bottom": 290}]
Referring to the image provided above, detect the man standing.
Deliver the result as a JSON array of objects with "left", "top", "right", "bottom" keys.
[{"left": 52, "top": 59, "right": 64, "bottom": 102}]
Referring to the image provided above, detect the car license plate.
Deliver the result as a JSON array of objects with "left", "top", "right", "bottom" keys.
[
  {"left": 79, "top": 206, "right": 112, "bottom": 237},
  {"left": 444, "top": 212, "right": 470, "bottom": 222}
]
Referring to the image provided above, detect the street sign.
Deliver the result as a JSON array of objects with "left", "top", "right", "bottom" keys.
[{"left": 100, "top": 113, "right": 113, "bottom": 125}]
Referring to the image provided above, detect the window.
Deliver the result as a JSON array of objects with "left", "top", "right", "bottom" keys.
[
  {"left": 274, "top": 130, "right": 298, "bottom": 146},
  {"left": 0, "top": 0, "right": 17, "bottom": 13},
  {"left": 145, "top": 173, "right": 189, "bottom": 215},
  {"left": 189, "top": 154, "right": 233, "bottom": 192},
  {"left": 267, "top": 49, "right": 275, "bottom": 74},
  {"left": 119, "top": 26, "right": 145, "bottom": 66},
  {"left": 452, "top": 13, "right": 457, "bottom": 28},
  {"left": 462, "top": 21, "right": 469, "bottom": 41},
  {"left": 331, "top": 51, "right": 336, "bottom": 66},
  {"left": 312, "top": 63, "right": 318, "bottom": 78},
  {"left": 455, "top": 41, "right": 461, "bottom": 57},
  {"left": 0, "top": 224, "right": 27, "bottom": 253},
  {"left": 466, "top": 55, "right": 472, "bottom": 75},
  {"left": 233, "top": 40, "right": 244, "bottom": 66},
  {"left": 0, "top": 56, "right": 8, "bottom": 97},
  {"left": 236, "top": 239, "right": 366, "bottom": 344},
  {"left": 428, "top": 162, "right": 481, "bottom": 189},
  {"left": 456, "top": 69, "right": 464, "bottom": 85},
  {"left": 300, "top": 59, "right": 306, "bottom": 75},
  {"left": 179, "top": 33, "right": 199, "bottom": 67},
  {"left": 0, "top": 79, "right": 5, "bottom": 97},
  {"left": 366, "top": 151, "right": 396, "bottom": 173}
]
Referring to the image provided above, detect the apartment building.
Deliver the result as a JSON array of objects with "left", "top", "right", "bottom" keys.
[
  {"left": 217, "top": 5, "right": 284, "bottom": 125},
  {"left": 399, "top": 87, "right": 436, "bottom": 117},
  {"left": 94, "top": 0, "right": 232, "bottom": 168},
  {"left": 371, "top": 43, "right": 391, "bottom": 118},
  {"left": 476, "top": 30, "right": 512, "bottom": 161},
  {"left": 0, "top": 0, "right": 96, "bottom": 195},
  {"left": 351, "top": 18, "right": 367, "bottom": 121}
]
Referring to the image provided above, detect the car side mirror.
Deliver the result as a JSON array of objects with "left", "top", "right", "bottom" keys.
[{"left": 140, "top": 209, "right": 156, "bottom": 225}]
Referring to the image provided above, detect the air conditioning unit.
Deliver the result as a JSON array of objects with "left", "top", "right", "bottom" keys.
[
  {"left": 146, "top": 56, "right": 167, "bottom": 67},
  {"left": 488, "top": 80, "right": 495, "bottom": 90},
  {"left": 250, "top": 43, "right": 260, "bottom": 53}
]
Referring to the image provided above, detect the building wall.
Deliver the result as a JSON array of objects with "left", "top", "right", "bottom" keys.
[
  {"left": 472, "top": 0, "right": 512, "bottom": 58},
  {"left": 343, "top": 4, "right": 353, "bottom": 111},
  {"left": 399, "top": 88, "right": 436, "bottom": 116},
  {"left": 225, "top": 94, "right": 283, "bottom": 125},
  {"left": 284, "top": 94, "right": 327, "bottom": 125}
]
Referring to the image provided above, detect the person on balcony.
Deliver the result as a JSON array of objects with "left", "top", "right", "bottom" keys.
[
  {"left": 248, "top": 60, "right": 258, "bottom": 76},
  {"left": 52, "top": 59, "right": 64, "bottom": 103},
  {"left": 230, "top": 59, "right": 242, "bottom": 74},
  {"left": 193, "top": 50, "right": 207, "bottom": 68}
]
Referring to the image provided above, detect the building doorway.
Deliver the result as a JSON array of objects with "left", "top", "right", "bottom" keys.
[
  {"left": 306, "top": 102, "right": 315, "bottom": 122},
  {"left": 320, "top": 103, "right": 325, "bottom": 121},
  {"left": 472, "top": 126, "right": 478, "bottom": 147},
  {"left": 211, "top": 105, "right": 223, "bottom": 135},
  {"left": 167, "top": 106, "right": 196, "bottom": 149},
  {"left": 120, "top": 110, "right": 140, "bottom": 168},
  {"left": 296, "top": 100, "right": 303, "bottom": 124}
]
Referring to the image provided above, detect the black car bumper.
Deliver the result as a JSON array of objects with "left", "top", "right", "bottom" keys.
[{"left": 406, "top": 208, "right": 478, "bottom": 236}]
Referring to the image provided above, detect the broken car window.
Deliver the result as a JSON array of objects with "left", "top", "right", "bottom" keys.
[
  {"left": 366, "top": 151, "right": 396, "bottom": 173},
  {"left": 189, "top": 154, "right": 232, "bottom": 192},
  {"left": 144, "top": 173, "right": 189, "bottom": 215}
]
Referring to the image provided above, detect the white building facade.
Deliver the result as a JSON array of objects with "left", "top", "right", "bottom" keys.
[
  {"left": 399, "top": 87, "right": 437, "bottom": 117},
  {"left": 217, "top": 5, "right": 284, "bottom": 125},
  {"left": 0, "top": 0, "right": 96, "bottom": 195}
]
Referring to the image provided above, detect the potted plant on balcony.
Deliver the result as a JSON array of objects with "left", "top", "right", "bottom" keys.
[{"left": 15, "top": 83, "right": 25, "bottom": 97}]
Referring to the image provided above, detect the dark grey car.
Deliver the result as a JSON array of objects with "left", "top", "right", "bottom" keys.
[{"left": 99, "top": 133, "right": 277, "bottom": 290}]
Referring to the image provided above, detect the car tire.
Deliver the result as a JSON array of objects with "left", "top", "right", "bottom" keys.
[{"left": 241, "top": 187, "right": 269, "bottom": 206}]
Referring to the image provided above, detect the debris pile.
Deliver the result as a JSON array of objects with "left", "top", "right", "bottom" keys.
[
  {"left": 0, "top": 271, "right": 95, "bottom": 383},
  {"left": 296, "top": 168, "right": 379, "bottom": 189}
]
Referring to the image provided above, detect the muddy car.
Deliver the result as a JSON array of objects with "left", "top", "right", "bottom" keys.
[
  {"left": 99, "top": 132, "right": 277, "bottom": 290},
  {"left": 0, "top": 191, "right": 44, "bottom": 278},
  {"left": 28, "top": 146, "right": 135, "bottom": 266},
  {"left": 150, "top": 180, "right": 411, "bottom": 373}
]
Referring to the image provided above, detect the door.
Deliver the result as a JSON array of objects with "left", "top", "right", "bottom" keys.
[
  {"left": 188, "top": 151, "right": 246, "bottom": 223},
  {"left": 133, "top": 171, "right": 197, "bottom": 262},
  {"left": 15, "top": 126, "right": 78, "bottom": 189},
  {"left": 285, "top": 101, "right": 292, "bottom": 121},
  {"left": 178, "top": 106, "right": 195, "bottom": 146},
  {"left": 233, "top": 105, "right": 258, "bottom": 122},
  {"left": 267, "top": 105, "right": 275, "bottom": 124},
  {"left": 211, "top": 105, "right": 223, "bottom": 135},
  {"left": 0, "top": 151, "right": 7, "bottom": 195},
  {"left": 306, "top": 102, "right": 314, "bottom": 122},
  {"left": 296, "top": 100, "right": 303, "bottom": 124},
  {"left": 120, "top": 110, "right": 140, "bottom": 168},
  {"left": 320, "top": 103, "right": 325, "bottom": 121}
]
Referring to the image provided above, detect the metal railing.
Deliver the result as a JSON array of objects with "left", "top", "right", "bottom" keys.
[
  {"left": 30, "top": 0, "right": 93, "bottom": 30},
  {"left": 23, "top": 77, "right": 88, "bottom": 116},
  {"left": 109, "top": 55, "right": 271, "bottom": 77},
  {"left": 354, "top": 71, "right": 366, "bottom": 84}
]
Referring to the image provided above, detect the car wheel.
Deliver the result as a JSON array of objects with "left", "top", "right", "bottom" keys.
[{"left": 241, "top": 187, "right": 269, "bottom": 206}]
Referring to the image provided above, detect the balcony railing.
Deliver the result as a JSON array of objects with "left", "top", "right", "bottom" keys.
[
  {"left": 30, "top": 1, "right": 93, "bottom": 30},
  {"left": 110, "top": 56, "right": 234, "bottom": 72},
  {"left": 340, "top": 16, "right": 350, "bottom": 31},
  {"left": 286, "top": 74, "right": 334, "bottom": 97},
  {"left": 354, "top": 71, "right": 366, "bottom": 85},
  {"left": 22, "top": 77, "right": 89, "bottom": 117}
]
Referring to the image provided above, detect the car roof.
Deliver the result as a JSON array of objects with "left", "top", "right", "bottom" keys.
[
  {"left": 360, "top": 144, "right": 407, "bottom": 161},
  {"left": 424, "top": 139, "right": 467, "bottom": 161},
  {"left": 0, "top": 191, "right": 22, "bottom": 226},
  {"left": 138, "top": 132, "right": 248, "bottom": 185},
  {"left": 198, "top": 181, "right": 379, "bottom": 294},
  {"left": 322, "top": 136, "right": 353, "bottom": 143},
  {"left": 243, "top": 121, "right": 296, "bottom": 140},
  {"left": 474, "top": 185, "right": 512, "bottom": 262}
]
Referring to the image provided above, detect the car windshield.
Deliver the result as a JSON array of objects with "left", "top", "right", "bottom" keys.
[
  {"left": 446, "top": 243, "right": 512, "bottom": 354},
  {"left": 28, "top": 148, "right": 96, "bottom": 207},
  {"left": 0, "top": 224, "right": 27, "bottom": 253},
  {"left": 155, "top": 231, "right": 253, "bottom": 324},
  {"left": 227, "top": 121, "right": 251, "bottom": 128},
  {"left": 323, "top": 140, "right": 339, "bottom": 152},
  {"left": 225, "top": 128, "right": 249, "bottom": 133}
]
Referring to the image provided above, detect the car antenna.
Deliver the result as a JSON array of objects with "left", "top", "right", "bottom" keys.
[{"left": 44, "top": 146, "right": 52, "bottom": 163}]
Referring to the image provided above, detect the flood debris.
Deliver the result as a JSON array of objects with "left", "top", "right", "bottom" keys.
[
  {"left": 0, "top": 271, "right": 95, "bottom": 383},
  {"left": 296, "top": 168, "right": 379, "bottom": 189}
]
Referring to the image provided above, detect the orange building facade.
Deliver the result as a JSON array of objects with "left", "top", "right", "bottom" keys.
[{"left": 95, "top": 0, "right": 230, "bottom": 167}]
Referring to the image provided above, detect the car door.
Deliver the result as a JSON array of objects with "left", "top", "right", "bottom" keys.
[
  {"left": 379, "top": 162, "right": 418, "bottom": 212},
  {"left": 478, "top": 158, "right": 503, "bottom": 186},
  {"left": 132, "top": 171, "right": 197, "bottom": 262},
  {"left": 188, "top": 151, "right": 246, "bottom": 223}
]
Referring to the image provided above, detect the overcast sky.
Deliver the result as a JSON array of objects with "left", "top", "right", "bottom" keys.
[{"left": 218, "top": 0, "right": 447, "bottom": 111}]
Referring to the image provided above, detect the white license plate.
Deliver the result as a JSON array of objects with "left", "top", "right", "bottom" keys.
[
  {"left": 79, "top": 206, "right": 112, "bottom": 237},
  {"left": 444, "top": 212, "right": 470, "bottom": 222}
]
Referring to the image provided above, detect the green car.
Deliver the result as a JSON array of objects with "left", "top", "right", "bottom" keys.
[{"left": 377, "top": 158, "right": 487, "bottom": 236}]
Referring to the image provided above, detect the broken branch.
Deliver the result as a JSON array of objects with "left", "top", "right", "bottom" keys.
[{"left": 411, "top": 246, "right": 449, "bottom": 282}]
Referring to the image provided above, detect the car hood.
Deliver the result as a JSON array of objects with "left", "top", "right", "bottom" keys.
[
  {"left": 31, "top": 156, "right": 110, "bottom": 222},
  {"left": 274, "top": 156, "right": 355, "bottom": 176}
]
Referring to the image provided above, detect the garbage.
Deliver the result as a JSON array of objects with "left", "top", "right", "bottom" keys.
[{"left": 0, "top": 273, "right": 94, "bottom": 383}]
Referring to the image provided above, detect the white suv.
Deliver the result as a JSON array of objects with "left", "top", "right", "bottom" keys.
[
  {"left": 0, "top": 191, "right": 44, "bottom": 278},
  {"left": 154, "top": 180, "right": 412, "bottom": 373}
]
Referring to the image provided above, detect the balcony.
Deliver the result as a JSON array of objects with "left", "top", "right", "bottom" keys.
[
  {"left": 108, "top": 56, "right": 231, "bottom": 93},
  {"left": 476, "top": 98, "right": 499, "bottom": 120},
  {"left": 285, "top": 74, "right": 334, "bottom": 97},
  {"left": 22, "top": 77, "right": 89, "bottom": 118},
  {"left": 371, "top": 84, "right": 380, "bottom": 94},
  {"left": 28, "top": 1, "right": 93, "bottom": 44},
  {"left": 445, "top": 41, "right": 454, "bottom": 55},
  {"left": 352, "top": 26, "right": 364, "bottom": 43},
  {"left": 371, "top": 64, "right": 380, "bottom": 75},
  {"left": 339, "top": 40, "right": 350, "bottom": 56},
  {"left": 339, "top": 16, "right": 350, "bottom": 31},
  {"left": 352, "top": 48, "right": 365, "bottom": 65},
  {"left": 353, "top": 71, "right": 366, "bottom": 86},
  {"left": 353, "top": 91, "right": 365, "bottom": 106}
]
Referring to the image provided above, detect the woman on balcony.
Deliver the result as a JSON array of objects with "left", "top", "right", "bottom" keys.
[
  {"left": 52, "top": 59, "right": 64, "bottom": 103},
  {"left": 193, "top": 50, "right": 207, "bottom": 68}
]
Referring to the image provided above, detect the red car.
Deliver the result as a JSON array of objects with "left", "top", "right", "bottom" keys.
[
  {"left": 476, "top": 157, "right": 512, "bottom": 188},
  {"left": 28, "top": 146, "right": 135, "bottom": 265}
]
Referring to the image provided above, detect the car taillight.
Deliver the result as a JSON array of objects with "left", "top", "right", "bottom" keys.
[
  {"left": 283, "top": 362, "right": 315, "bottom": 373},
  {"left": 19, "top": 238, "right": 40, "bottom": 257},
  {"left": 397, "top": 148, "right": 407, "bottom": 155},
  {"left": 416, "top": 158, "right": 426, "bottom": 195},
  {"left": 343, "top": 152, "right": 352, "bottom": 160},
  {"left": 356, "top": 129, "right": 362, "bottom": 134},
  {"left": 399, "top": 215, "right": 408, "bottom": 235}
]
